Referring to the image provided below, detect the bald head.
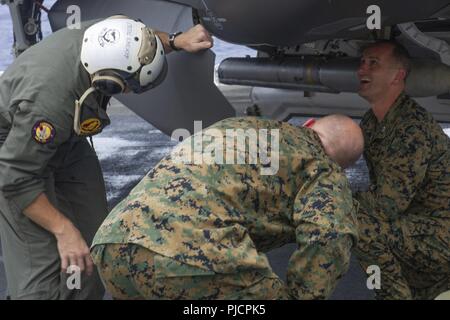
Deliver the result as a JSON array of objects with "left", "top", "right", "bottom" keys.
[{"left": 310, "top": 115, "right": 364, "bottom": 168}]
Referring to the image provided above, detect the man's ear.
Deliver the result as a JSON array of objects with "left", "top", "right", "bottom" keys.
[{"left": 393, "top": 68, "right": 407, "bottom": 84}]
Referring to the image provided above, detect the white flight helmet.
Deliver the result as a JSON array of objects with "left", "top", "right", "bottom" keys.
[
  {"left": 80, "top": 16, "right": 167, "bottom": 95},
  {"left": 74, "top": 16, "right": 167, "bottom": 135}
]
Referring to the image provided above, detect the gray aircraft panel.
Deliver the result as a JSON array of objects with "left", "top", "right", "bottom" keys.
[
  {"left": 49, "top": 0, "right": 235, "bottom": 136},
  {"left": 193, "top": 0, "right": 450, "bottom": 46}
]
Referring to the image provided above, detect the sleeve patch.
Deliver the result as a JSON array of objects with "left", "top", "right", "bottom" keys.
[{"left": 31, "top": 120, "right": 56, "bottom": 144}]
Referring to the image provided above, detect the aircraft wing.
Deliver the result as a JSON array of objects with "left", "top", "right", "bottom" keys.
[{"left": 48, "top": 0, "right": 235, "bottom": 136}]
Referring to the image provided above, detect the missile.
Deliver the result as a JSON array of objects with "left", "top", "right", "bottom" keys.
[{"left": 219, "top": 57, "right": 450, "bottom": 97}]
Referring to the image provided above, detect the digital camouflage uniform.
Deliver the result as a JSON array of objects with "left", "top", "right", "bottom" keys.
[
  {"left": 0, "top": 20, "right": 109, "bottom": 299},
  {"left": 355, "top": 93, "right": 450, "bottom": 300},
  {"left": 91, "top": 117, "right": 359, "bottom": 300}
]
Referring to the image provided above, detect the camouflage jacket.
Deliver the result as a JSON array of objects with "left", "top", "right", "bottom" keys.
[
  {"left": 93, "top": 117, "right": 359, "bottom": 299},
  {"left": 356, "top": 93, "right": 450, "bottom": 234}
]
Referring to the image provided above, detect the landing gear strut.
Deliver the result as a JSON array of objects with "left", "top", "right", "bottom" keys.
[{"left": 1, "top": 0, "right": 48, "bottom": 56}]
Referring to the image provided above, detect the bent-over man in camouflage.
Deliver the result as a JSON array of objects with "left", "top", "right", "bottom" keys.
[
  {"left": 355, "top": 40, "right": 450, "bottom": 299},
  {"left": 91, "top": 115, "right": 364, "bottom": 299}
]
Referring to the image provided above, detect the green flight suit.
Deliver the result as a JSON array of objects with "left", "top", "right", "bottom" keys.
[
  {"left": 0, "top": 21, "right": 109, "bottom": 299},
  {"left": 355, "top": 93, "right": 450, "bottom": 299},
  {"left": 91, "top": 117, "right": 359, "bottom": 300}
]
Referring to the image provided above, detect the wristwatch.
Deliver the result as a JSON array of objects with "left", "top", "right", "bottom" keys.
[{"left": 168, "top": 32, "right": 183, "bottom": 51}]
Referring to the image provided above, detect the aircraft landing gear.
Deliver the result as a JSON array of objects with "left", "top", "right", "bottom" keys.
[{"left": 1, "top": 0, "right": 47, "bottom": 56}]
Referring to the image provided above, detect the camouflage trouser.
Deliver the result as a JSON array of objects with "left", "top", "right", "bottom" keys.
[
  {"left": 91, "top": 243, "right": 290, "bottom": 300},
  {"left": 354, "top": 207, "right": 449, "bottom": 300}
]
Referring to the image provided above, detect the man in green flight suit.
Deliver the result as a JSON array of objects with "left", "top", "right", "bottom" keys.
[
  {"left": 0, "top": 15, "right": 213, "bottom": 299},
  {"left": 91, "top": 114, "right": 364, "bottom": 300},
  {"left": 355, "top": 40, "right": 450, "bottom": 299}
]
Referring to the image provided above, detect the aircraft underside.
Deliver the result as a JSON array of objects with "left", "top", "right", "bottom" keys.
[{"left": 3, "top": 0, "right": 450, "bottom": 134}]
